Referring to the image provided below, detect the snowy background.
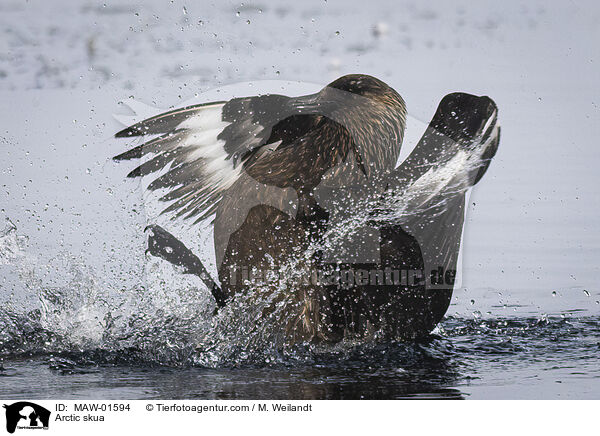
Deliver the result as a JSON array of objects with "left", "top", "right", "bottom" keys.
[{"left": 1, "top": 0, "right": 599, "bottom": 317}]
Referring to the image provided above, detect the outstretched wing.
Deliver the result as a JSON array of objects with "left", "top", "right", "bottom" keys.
[
  {"left": 114, "top": 94, "right": 320, "bottom": 223},
  {"left": 377, "top": 93, "right": 500, "bottom": 290}
]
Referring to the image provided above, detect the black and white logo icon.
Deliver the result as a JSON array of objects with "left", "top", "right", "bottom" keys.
[{"left": 3, "top": 402, "right": 50, "bottom": 434}]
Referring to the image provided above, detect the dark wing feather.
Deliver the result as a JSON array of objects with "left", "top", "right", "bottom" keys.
[
  {"left": 114, "top": 93, "right": 327, "bottom": 223},
  {"left": 115, "top": 101, "right": 226, "bottom": 137},
  {"left": 373, "top": 93, "right": 500, "bottom": 291}
]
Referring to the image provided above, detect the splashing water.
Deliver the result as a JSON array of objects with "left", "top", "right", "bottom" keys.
[
  {"left": 1, "top": 217, "right": 599, "bottom": 399},
  {"left": 0, "top": 218, "right": 26, "bottom": 265},
  {"left": 0, "top": 128, "right": 514, "bottom": 371},
  {"left": 0, "top": 217, "right": 375, "bottom": 368}
]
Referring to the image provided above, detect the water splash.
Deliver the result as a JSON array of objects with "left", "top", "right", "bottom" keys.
[
  {"left": 0, "top": 220, "right": 355, "bottom": 367},
  {"left": 0, "top": 218, "right": 27, "bottom": 265},
  {"left": 1, "top": 200, "right": 596, "bottom": 373}
]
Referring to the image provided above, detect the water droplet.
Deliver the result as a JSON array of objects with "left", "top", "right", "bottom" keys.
[
  {"left": 470, "top": 299, "right": 475, "bottom": 305},
  {"left": 551, "top": 290, "right": 557, "bottom": 297},
  {"left": 583, "top": 289, "right": 590, "bottom": 296},
  {"left": 335, "top": 30, "right": 340, "bottom": 36}
]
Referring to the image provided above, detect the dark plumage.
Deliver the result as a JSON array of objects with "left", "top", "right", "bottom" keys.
[
  {"left": 115, "top": 75, "right": 405, "bottom": 222},
  {"left": 114, "top": 74, "right": 500, "bottom": 343}
]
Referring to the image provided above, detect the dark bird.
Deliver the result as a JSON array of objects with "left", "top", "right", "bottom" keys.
[{"left": 114, "top": 74, "right": 499, "bottom": 344}]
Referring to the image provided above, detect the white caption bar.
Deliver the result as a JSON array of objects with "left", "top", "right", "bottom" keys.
[{"left": 0, "top": 400, "right": 596, "bottom": 436}]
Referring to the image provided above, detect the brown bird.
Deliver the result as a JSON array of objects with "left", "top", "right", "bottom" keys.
[{"left": 114, "top": 74, "right": 499, "bottom": 343}]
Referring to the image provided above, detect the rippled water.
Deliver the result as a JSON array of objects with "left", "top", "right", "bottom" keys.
[
  {"left": 1, "top": 217, "right": 599, "bottom": 399},
  {"left": 1, "top": 216, "right": 598, "bottom": 399},
  {"left": 2, "top": 308, "right": 599, "bottom": 399}
]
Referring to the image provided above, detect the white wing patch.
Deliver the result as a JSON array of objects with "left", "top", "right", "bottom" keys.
[
  {"left": 178, "top": 107, "right": 229, "bottom": 131},
  {"left": 173, "top": 108, "right": 243, "bottom": 198},
  {"left": 115, "top": 101, "right": 254, "bottom": 223}
]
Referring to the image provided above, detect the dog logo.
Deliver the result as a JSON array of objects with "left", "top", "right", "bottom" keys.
[{"left": 3, "top": 402, "right": 50, "bottom": 433}]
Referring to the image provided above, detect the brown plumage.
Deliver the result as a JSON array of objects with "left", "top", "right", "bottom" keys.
[{"left": 114, "top": 75, "right": 499, "bottom": 343}]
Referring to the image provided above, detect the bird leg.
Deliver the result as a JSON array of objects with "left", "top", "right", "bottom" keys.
[{"left": 145, "top": 224, "right": 227, "bottom": 308}]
